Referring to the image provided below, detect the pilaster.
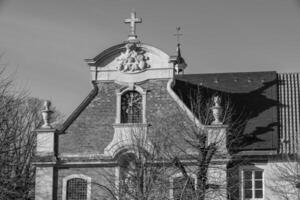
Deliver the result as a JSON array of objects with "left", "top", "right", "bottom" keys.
[
  {"left": 34, "top": 101, "right": 57, "bottom": 200},
  {"left": 34, "top": 128, "right": 57, "bottom": 200},
  {"left": 205, "top": 124, "right": 228, "bottom": 156},
  {"left": 35, "top": 166, "right": 54, "bottom": 200},
  {"left": 36, "top": 128, "right": 57, "bottom": 157},
  {"left": 205, "top": 124, "right": 229, "bottom": 200}
]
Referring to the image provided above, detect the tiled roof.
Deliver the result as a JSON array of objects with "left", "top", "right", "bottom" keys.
[
  {"left": 176, "top": 71, "right": 300, "bottom": 155},
  {"left": 175, "top": 71, "right": 276, "bottom": 93},
  {"left": 175, "top": 71, "right": 279, "bottom": 152},
  {"left": 278, "top": 73, "right": 300, "bottom": 155}
]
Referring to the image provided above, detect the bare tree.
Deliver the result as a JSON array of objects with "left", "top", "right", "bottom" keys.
[
  {"left": 94, "top": 92, "right": 245, "bottom": 200},
  {"left": 0, "top": 69, "right": 55, "bottom": 200},
  {"left": 164, "top": 86, "right": 247, "bottom": 200},
  {"left": 91, "top": 127, "right": 171, "bottom": 200},
  {"left": 76, "top": 83, "right": 247, "bottom": 200},
  {"left": 268, "top": 155, "right": 300, "bottom": 200}
]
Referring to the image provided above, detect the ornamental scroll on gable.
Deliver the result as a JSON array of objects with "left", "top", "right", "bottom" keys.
[{"left": 115, "top": 43, "right": 150, "bottom": 73}]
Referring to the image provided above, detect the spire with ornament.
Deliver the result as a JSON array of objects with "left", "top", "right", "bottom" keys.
[{"left": 169, "top": 27, "right": 187, "bottom": 74}]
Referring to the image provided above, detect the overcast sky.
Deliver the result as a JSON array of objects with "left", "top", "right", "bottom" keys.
[{"left": 0, "top": 0, "right": 300, "bottom": 116}]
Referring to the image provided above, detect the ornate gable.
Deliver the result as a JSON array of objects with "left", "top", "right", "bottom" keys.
[{"left": 85, "top": 42, "right": 172, "bottom": 84}]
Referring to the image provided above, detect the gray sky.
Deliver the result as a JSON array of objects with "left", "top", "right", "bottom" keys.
[{"left": 1, "top": 0, "right": 300, "bottom": 115}]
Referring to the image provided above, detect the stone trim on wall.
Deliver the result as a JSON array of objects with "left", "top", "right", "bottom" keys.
[
  {"left": 115, "top": 84, "right": 147, "bottom": 124},
  {"left": 166, "top": 79, "right": 203, "bottom": 128},
  {"left": 103, "top": 83, "right": 152, "bottom": 157},
  {"left": 85, "top": 42, "right": 173, "bottom": 83},
  {"left": 104, "top": 123, "right": 152, "bottom": 158},
  {"left": 115, "top": 167, "right": 120, "bottom": 199},
  {"left": 35, "top": 167, "right": 54, "bottom": 200}
]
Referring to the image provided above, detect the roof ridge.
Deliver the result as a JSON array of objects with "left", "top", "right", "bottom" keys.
[
  {"left": 278, "top": 72, "right": 300, "bottom": 75},
  {"left": 176, "top": 71, "right": 277, "bottom": 76}
]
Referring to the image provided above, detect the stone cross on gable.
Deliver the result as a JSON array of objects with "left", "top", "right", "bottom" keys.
[{"left": 124, "top": 11, "right": 142, "bottom": 41}]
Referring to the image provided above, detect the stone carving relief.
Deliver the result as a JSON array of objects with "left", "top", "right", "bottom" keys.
[{"left": 115, "top": 43, "right": 150, "bottom": 73}]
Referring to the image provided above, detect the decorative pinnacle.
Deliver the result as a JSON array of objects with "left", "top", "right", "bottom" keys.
[
  {"left": 169, "top": 26, "right": 187, "bottom": 74},
  {"left": 173, "top": 26, "right": 184, "bottom": 59},
  {"left": 211, "top": 96, "right": 223, "bottom": 125},
  {"left": 124, "top": 11, "right": 142, "bottom": 41},
  {"left": 41, "top": 100, "right": 54, "bottom": 128}
]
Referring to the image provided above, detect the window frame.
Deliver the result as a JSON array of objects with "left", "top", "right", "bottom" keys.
[
  {"left": 62, "top": 174, "right": 91, "bottom": 200},
  {"left": 116, "top": 85, "right": 147, "bottom": 124},
  {"left": 120, "top": 90, "right": 143, "bottom": 123},
  {"left": 240, "top": 166, "right": 264, "bottom": 200},
  {"left": 169, "top": 173, "right": 197, "bottom": 200}
]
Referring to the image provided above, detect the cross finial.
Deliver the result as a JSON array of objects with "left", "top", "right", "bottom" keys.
[
  {"left": 124, "top": 11, "right": 142, "bottom": 41},
  {"left": 173, "top": 27, "right": 183, "bottom": 44}
]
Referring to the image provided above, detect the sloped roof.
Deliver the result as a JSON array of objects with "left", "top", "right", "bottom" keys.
[
  {"left": 57, "top": 70, "right": 299, "bottom": 155},
  {"left": 175, "top": 71, "right": 276, "bottom": 93},
  {"left": 278, "top": 73, "right": 300, "bottom": 155},
  {"left": 174, "top": 71, "right": 279, "bottom": 152}
]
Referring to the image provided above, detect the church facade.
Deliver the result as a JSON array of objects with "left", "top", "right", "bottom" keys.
[{"left": 34, "top": 12, "right": 300, "bottom": 200}]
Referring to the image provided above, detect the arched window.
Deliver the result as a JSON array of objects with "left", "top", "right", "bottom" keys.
[
  {"left": 118, "top": 154, "right": 138, "bottom": 198},
  {"left": 170, "top": 174, "right": 196, "bottom": 200},
  {"left": 121, "top": 91, "right": 142, "bottom": 123},
  {"left": 62, "top": 175, "right": 91, "bottom": 200},
  {"left": 67, "top": 178, "right": 87, "bottom": 200}
]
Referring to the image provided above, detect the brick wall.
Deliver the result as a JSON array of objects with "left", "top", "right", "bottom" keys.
[
  {"left": 58, "top": 79, "right": 190, "bottom": 155},
  {"left": 59, "top": 82, "right": 118, "bottom": 154},
  {"left": 56, "top": 166, "right": 116, "bottom": 200}
]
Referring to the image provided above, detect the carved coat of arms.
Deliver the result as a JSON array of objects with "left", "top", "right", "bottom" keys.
[{"left": 115, "top": 43, "right": 150, "bottom": 73}]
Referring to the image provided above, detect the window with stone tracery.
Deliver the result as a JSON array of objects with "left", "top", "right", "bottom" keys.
[
  {"left": 66, "top": 178, "right": 88, "bottom": 200},
  {"left": 121, "top": 91, "right": 142, "bottom": 123},
  {"left": 62, "top": 174, "right": 91, "bottom": 200}
]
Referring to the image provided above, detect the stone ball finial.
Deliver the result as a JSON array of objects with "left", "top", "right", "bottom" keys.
[{"left": 41, "top": 100, "right": 53, "bottom": 128}]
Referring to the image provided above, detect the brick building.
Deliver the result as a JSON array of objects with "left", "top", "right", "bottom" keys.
[{"left": 34, "top": 12, "right": 300, "bottom": 200}]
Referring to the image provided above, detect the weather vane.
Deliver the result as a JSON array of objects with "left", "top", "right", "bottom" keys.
[{"left": 173, "top": 27, "right": 183, "bottom": 44}]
